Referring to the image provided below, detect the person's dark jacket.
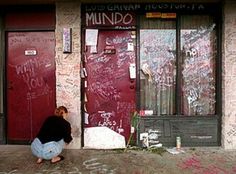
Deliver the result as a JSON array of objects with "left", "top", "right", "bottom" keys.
[{"left": 37, "top": 115, "right": 73, "bottom": 144}]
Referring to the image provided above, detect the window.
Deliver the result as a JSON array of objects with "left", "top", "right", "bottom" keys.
[
  {"left": 180, "top": 15, "right": 216, "bottom": 115},
  {"left": 140, "top": 15, "right": 217, "bottom": 116}
]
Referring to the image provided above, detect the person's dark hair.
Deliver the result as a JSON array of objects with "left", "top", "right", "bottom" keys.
[{"left": 54, "top": 106, "right": 68, "bottom": 116}]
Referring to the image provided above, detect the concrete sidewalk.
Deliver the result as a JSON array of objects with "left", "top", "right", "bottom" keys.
[{"left": 0, "top": 145, "right": 236, "bottom": 174}]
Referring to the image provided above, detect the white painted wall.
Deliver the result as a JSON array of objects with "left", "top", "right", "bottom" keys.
[
  {"left": 222, "top": 1, "right": 236, "bottom": 149},
  {"left": 55, "top": 1, "right": 82, "bottom": 149}
]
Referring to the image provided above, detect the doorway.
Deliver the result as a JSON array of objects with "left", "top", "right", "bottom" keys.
[
  {"left": 83, "top": 30, "right": 137, "bottom": 142},
  {"left": 7, "top": 31, "right": 56, "bottom": 143}
]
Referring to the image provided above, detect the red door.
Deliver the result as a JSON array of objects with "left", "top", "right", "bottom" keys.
[
  {"left": 84, "top": 30, "right": 136, "bottom": 141},
  {"left": 7, "top": 32, "right": 56, "bottom": 142}
]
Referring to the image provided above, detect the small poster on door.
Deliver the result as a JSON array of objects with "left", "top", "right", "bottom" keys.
[
  {"left": 84, "top": 112, "right": 89, "bottom": 124},
  {"left": 86, "top": 29, "right": 98, "bottom": 46},
  {"left": 90, "top": 45, "right": 97, "bottom": 53},
  {"left": 25, "top": 49, "right": 37, "bottom": 56},
  {"left": 127, "top": 42, "right": 134, "bottom": 51}
]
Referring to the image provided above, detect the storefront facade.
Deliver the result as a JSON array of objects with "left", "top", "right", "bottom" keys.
[
  {"left": 82, "top": 3, "right": 221, "bottom": 148},
  {"left": 0, "top": 0, "right": 236, "bottom": 149}
]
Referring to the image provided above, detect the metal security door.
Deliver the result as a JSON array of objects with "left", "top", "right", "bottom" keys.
[
  {"left": 7, "top": 32, "right": 56, "bottom": 142},
  {"left": 84, "top": 30, "right": 136, "bottom": 141}
]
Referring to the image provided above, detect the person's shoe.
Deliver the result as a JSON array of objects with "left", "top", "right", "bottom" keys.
[{"left": 51, "top": 155, "right": 64, "bottom": 164}]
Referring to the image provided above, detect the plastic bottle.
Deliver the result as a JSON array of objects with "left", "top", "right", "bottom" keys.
[{"left": 176, "top": 136, "right": 181, "bottom": 149}]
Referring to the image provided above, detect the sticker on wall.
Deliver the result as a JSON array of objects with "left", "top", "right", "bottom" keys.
[
  {"left": 129, "top": 63, "right": 136, "bottom": 79},
  {"left": 80, "top": 69, "right": 85, "bottom": 78},
  {"left": 63, "top": 28, "right": 72, "bottom": 53},
  {"left": 145, "top": 110, "right": 153, "bottom": 115},
  {"left": 161, "top": 13, "right": 176, "bottom": 19},
  {"left": 83, "top": 68, "right": 87, "bottom": 77},
  {"left": 84, "top": 104, "right": 87, "bottom": 112},
  {"left": 139, "top": 110, "right": 153, "bottom": 116},
  {"left": 90, "top": 45, "right": 97, "bottom": 53},
  {"left": 84, "top": 93, "right": 88, "bottom": 102},
  {"left": 146, "top": 12, "right": 161, "bottom": 18},
  {"left": 25, "top": 49, "right": 37, "bottom": 56},
  {"left": 84, "top": 112, "right": 89, "bottom": 124},
  {"left": 84, "top": 54, "right": 87, "bottom": 62},
  {"left": 140, "top": 132, "right": 149, "bottom": 148},
  {"left": 127, "top": 43, "right": 134, "bottom": 51},
  {"left": 146, "top": 12, "right": 176, "bottom": 19},
  {"left": 131, "top": 31, "right": 136, "bottom": 38},
  {"left": 86, "top": 29, "right": 98, "bottom": 46}
]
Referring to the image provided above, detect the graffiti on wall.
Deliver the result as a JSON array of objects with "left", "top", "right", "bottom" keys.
[
  {"left": 86, "top": 12, "right": 135, "bottom": 27},
  {"left": 55, "top": 3, "right": 81, "bottom": 146}
]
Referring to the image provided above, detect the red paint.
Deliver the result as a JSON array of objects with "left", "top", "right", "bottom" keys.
[
  {"left": 5, "top": 11, "right": 55, "bottom": 30},
  {"left": 178, "top": 156, "right": 230, "bottom": 174},
  {"left": 232, "top": 166, "right": 236, "bottom": 173},
  {"left": 202, "top": 165, "right": 228, "bottom": 174},
  {"left": 7, "top": 32, "right": 56, "bottom": 141},
  {"left": 178, "top": 156, "right": 201, "bottom": 170},
  {"left": 84, "top": 30, "right": 136, "bottom": 141}
]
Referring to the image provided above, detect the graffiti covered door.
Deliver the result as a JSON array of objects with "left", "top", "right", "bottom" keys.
[
  {"left": 84, "top": 30, "right": 136, "bottom": 142},
  {"left": 7, "top": 32, "right": 56, "bottom": 142}
]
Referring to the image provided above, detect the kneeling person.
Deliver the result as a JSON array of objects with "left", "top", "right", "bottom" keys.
[{"left": 31, "top": 106, "right": 73, "bottom": 164}]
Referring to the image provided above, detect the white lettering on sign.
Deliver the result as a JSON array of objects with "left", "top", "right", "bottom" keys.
[
  {"left": 86, "top": 12, "right": 133, "bottom": 26},
  {"left": 25, "top": 50, "right": 37, "bottom": 56}
]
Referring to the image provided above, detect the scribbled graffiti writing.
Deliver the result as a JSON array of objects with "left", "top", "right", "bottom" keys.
[{"left": 83, "top": 158, "right": 116, "bottom": 174}]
